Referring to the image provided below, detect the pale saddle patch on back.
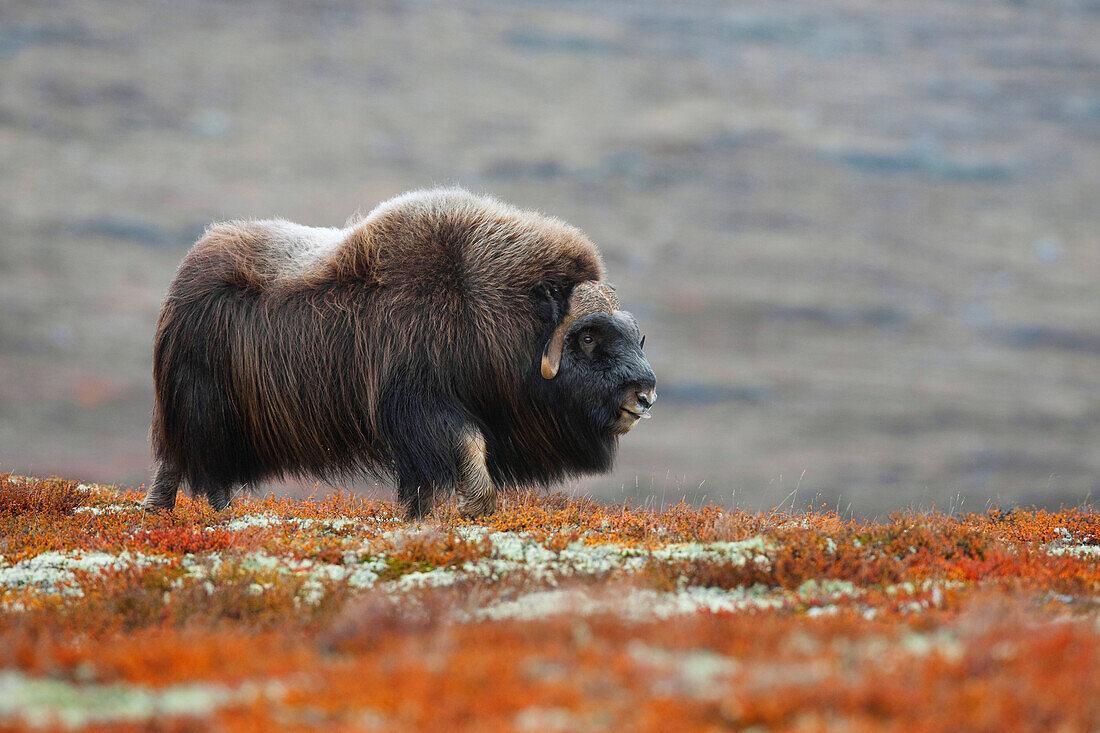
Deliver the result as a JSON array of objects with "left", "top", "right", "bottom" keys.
[{"left": 254, "top": 219, "right": 349, "bottom": 281}]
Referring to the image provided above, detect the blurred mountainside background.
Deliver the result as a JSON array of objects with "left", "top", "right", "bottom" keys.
[{"left": 1, "top": 0, "right": 1098, "bottom": 515}]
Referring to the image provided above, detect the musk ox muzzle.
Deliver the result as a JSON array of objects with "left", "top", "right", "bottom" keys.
[{"left": 144, "top": 188, "right": 657, "bottom": 519}]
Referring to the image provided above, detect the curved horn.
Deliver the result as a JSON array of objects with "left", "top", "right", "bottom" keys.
[{"left": 541, "top": 281, "right": 619, "bottom": 379}]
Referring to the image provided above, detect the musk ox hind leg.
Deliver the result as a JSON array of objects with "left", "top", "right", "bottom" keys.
[
  {"left": 145, "top": 462, "right": 238, "bottom": 512},
  {"left": 399, "top": 480, "right": 436, "bottom": 521},
  {"left": 143, "top": 461, "right": 182, "bottom": 511},
  {"left": 185, "top": 473, "right": 240, "bottom": 512},
  {"left": 202, "top": 481, "right": 235, "bottom": 512}
]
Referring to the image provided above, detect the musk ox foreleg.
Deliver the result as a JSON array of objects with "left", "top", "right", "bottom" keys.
[
  {"left": 394, "top": 424, "right": 496, "bottom": 519},
  {"left": 380, "top": 387, "right": 499, "bottom": 518},
  {"left": 455, "top": 428, "right": 496, "bottom": 518}
]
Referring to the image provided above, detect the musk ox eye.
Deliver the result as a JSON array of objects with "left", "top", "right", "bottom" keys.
[{"left": 582, "top": 334, "right": 594, "bottom": 345}]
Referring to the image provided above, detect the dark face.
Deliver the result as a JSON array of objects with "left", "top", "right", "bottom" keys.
[{"left": 557, "top": 311, "right": 657, "bottom": 435}]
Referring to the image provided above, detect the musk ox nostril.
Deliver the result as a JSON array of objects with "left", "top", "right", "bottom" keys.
[{"left": 637, "top": 390, "right": 656, "bottom": 410}]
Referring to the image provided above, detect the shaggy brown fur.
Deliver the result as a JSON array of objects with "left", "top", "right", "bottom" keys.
[{"left": 147, "top": 188, "right": 655, "bottom": 517}]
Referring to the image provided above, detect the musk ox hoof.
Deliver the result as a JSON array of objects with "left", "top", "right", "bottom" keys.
[
  {"left": 458, "top": 496, "right": 497, "bottom": 519},
  {"left": 207, "top": 487, "right": 234, "bottom": 512}
]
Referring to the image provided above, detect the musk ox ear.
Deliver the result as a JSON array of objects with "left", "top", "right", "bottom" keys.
[
  {"left": 534, "top": 280, "right": 567, "bottom": 327},
  {"left": 540, "top": 281, "right": 620, "bottom": 380}
]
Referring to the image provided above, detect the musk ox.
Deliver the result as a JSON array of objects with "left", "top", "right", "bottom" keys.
[{"left": 145, "top": 188, "right": 656, "bottom": 518}]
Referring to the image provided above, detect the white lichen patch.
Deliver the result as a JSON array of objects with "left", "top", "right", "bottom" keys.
[
  {"left": 179, "top": 552, "right": 387, "bottom": 601},
  {"left": 797, "top": 578, "right": 862, "bottom": 598},
  {"left": 898, "top": 631, "right": 965, "bottom": 661},
  {"left": 627, "top": 640, "right": 740, "bottom": 698},
  {"left": 220, "top": 514, "right": 291, "bottom": 531},
  {"left": 0, "top": 551, "right": 163, "bottom": 596},
  {"left": 514, "top": 706, "right": 595, "bottom": 732},
  {"left": 648, "top": 537, "right": 772, "bottom": 566},
  {"left": 446, "top": 532, "right": 774, "bottom": 586},
  {"left": 1044, "top": 544, "right": 1100, "bottom": 559},
  {"left": 470, "top": 586, "right": 789, "bottom": 622},
  {"left": 72, "top": 504, "right": 140, "bottom": 515},
  {"left": 217, "top": 512, "right": 395, "bottom": 535},
  {"left": 1043, "top": 528, "right": 1100, "bottom": 559},
  {"left": 299, "top": 516, "right": 394, "bottom": 532},
  {"left": 0, "top": 671, "right": 275, "bottom": 728}
]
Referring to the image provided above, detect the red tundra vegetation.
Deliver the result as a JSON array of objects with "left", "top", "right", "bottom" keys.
[{"left": 1, "top": 473, "right": 1099, "bottom": 731}]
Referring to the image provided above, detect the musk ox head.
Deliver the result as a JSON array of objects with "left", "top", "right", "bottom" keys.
[{"left": 539, "top": 280, "right": 657, "bottom": 437}]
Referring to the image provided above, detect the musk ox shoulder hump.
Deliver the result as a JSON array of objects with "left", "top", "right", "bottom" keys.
[{"left": 339, "top": 188, "right": 606, "bottom": 293}]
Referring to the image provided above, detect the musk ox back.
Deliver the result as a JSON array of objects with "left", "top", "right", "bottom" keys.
[{"left": 145, "top": 188, "right": 657, "bottom": 517}]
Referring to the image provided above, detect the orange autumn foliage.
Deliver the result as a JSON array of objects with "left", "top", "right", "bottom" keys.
[{"left": 0, "top": 473, "right": 1097, "bottom": 732}]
